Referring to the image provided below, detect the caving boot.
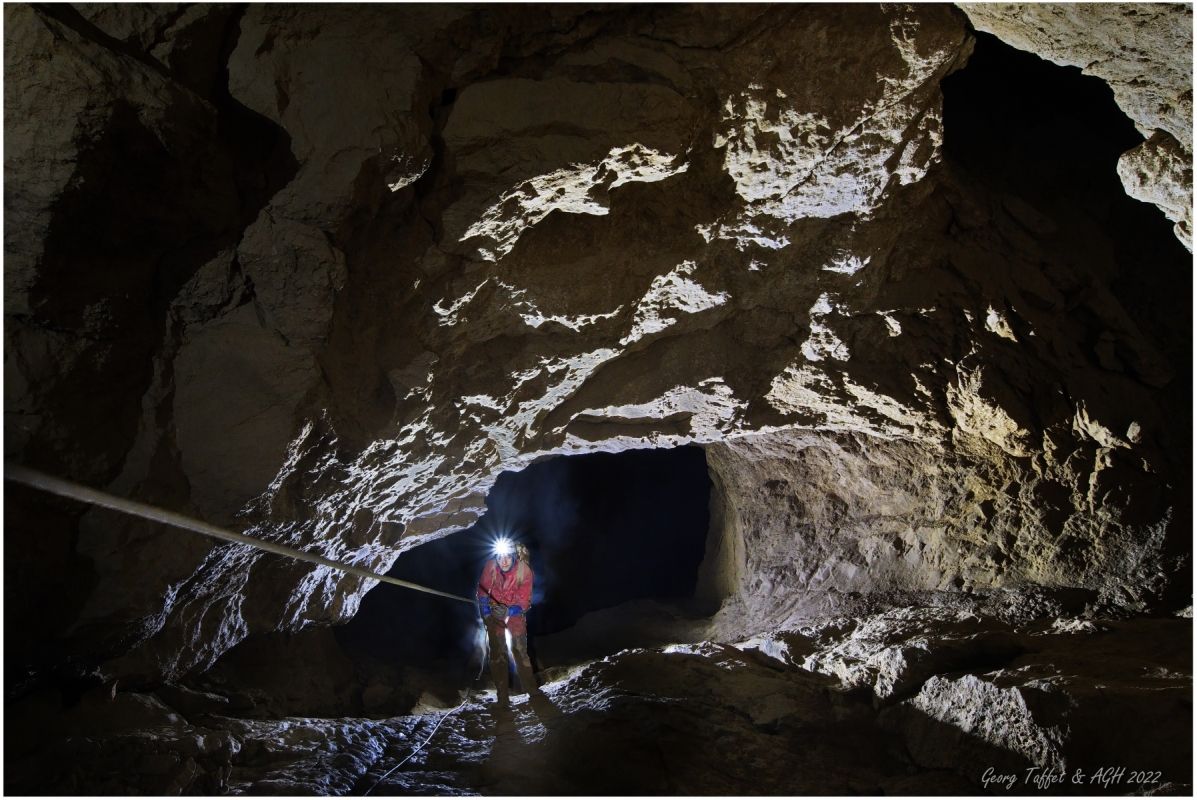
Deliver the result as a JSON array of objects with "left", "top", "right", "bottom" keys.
[
  {"left": 514, "top": 663, "right": 539, "bottom": 698},
  {"left": 492, "top": 672, "right": 512, "bottom": 709}
]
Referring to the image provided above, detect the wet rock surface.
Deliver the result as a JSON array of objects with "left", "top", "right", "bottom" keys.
[{"left": 5, "top": 613, "right": 1189, "bottom": 795}]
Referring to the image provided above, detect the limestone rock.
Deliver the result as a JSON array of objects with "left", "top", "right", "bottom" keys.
[
  {"left": 6, "top": 619, "right": 1188, "bottom": 794},
  {"left": 5, "top": 687, "right": 236, "bottom": 795},
  {"left": 897, "top": 672, "right": 1071, "bottom": 769},
  {"left": 227, "top": 5, "right": 441, "bottom": 228},
  {"left": 73, "top": 4, "right": 237, "bottom": 97},
  {"left": 4, "top": 3, "right": 1189, "bottom": 691},
  {"left": 701, "top": 420, "right": 1178, "bottom": 645},
  {"left": 73, "top": 4, "right": 186, "bottom": 49},
  {"left": 1117, "top": 130, "right": 1193, "bottom": 245},
  {"left": 960, "top": 3, "right": 1194, "bottom": 248},
  {"left": 3, "top": 2, "right": 290, "bottom": 670},
  {"left": 233, "top": 215, "right": 348, "bottom": 350},
  {"left": 879, "top": 616, "right": 1192, "bottom": 783},
  {"left": 173, "top": 304, "right": 320, "bottom": 523},
  {"left": 441, "top": 77, "right": 696, "bottom": 261},
  {"left": 195, "top": 627, "right": 363, "bottom": 718},
  {"left": 794, "top": 607, "right": 1024, "bottom": 702},
  {"left": 96, "top": 3, "right": 991, "bottom": 678}
]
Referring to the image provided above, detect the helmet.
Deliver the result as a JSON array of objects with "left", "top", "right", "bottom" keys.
[{"left": 515, "top": 543, "right": 531, "bottom": 563}]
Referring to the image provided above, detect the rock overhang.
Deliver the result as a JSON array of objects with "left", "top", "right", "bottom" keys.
[{"left": 3, "top": 3, "right": 1190, "bottom": 682}]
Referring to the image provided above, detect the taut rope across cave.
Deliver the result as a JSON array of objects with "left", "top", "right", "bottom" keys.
[{"left": 4, "top": 464, "right": 474, "bottom": 605}]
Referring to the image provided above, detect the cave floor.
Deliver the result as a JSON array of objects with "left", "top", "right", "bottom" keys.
[{"left": 5, "top": 612, "right": 1192, "bottom": 795}]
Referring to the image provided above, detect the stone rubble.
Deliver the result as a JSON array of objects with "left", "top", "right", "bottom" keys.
[
  {"left": 3, "top": 4, "right": 1190, "bottom": 791},
  {"left": 5, "top": 612, "right": 1188, "bottom": 795}
]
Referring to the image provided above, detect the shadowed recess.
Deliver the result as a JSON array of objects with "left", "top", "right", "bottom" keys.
[{"left": 337, "top": 445, "right": 711, "bottom": 671}]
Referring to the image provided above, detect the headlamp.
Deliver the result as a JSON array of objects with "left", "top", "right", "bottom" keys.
[{"left": 493, "top": 537, "right": 514, "bottom": 557}]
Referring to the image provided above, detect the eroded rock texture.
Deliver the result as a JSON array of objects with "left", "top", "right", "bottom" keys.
[
  {"left": 4, "top": 5, "right": 1191, "bottom": 787},
  {"left": 5, "top": 614, "right": 1190, "bottom": 794},
  {"left": 960, "top": 3, "right": 1194, "bottom": 250}
]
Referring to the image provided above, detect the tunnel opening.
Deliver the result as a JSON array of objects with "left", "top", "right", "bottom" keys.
[
  {"left": 937, "top": 28, "right": 1193, "bottom": 611},
  {"left": 940, "top": 28, "right": 1191, "bottom": 343},
  {"left": 336, "top": 444, "right": 714, "bottom": 680},
  {"left": 942, "top": 31, "right": 1145, "bottom": 212},
  {"left": 5, "top": 7, "right": 1193, "bottom": 796}
]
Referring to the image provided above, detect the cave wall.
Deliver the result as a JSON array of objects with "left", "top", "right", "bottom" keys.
[
  {"left": 959, "top": 3, "right": 1193, "bottom": 250},
  {"left": 3, "top": 3, "right": 1190, "bottom": 684},
  {"left": 703, "top": 423, "right": 1178, "bottom": 644},
  {"left": 696, "top": 4, "right": 1193, "bottom": 641}
]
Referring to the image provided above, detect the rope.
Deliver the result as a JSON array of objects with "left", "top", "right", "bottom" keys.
[
  {"left": 4, "top": 464, "right": 475, "bottom": 605},
  {"left": 363, "top": 697, "right": 470, "bottom": 796},
  {"left": 474, "top": 598, "right": 489, "bottom": 682},
  {"left": 364, "top": 602, "right": 486, "bottom": 794}
]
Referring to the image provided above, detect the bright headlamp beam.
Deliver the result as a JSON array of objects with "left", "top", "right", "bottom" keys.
[{"left": 493, "top": 537, "right": 514, "bottom": 557}]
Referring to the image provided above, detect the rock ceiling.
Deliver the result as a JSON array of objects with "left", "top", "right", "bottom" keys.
[{"left": 3, "top": 3, "right": 1191, "bottom": 683}]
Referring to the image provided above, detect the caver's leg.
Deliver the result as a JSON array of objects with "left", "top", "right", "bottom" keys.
[
  {"left": 507, "top": 615, "right": 538, "bottom": 696},
  {"left": 484, "top": 615, "right": 510, "bottom": 706}
]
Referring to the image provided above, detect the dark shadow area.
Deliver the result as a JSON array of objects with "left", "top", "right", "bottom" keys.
[
  {"left": 941, "top": 30, "right": 1193, "bottom": 611},
  {"left": 5, "top": 5, "right": 299, "bottom": 700},
  {"left": 941, "top": 29, "right": 1191, "bottom": 369},
  {"left": 943, "top": 32, "right": 1143, "bottom": 216},
  {"left": 336, "top": 445, "right": 711, "bottom": 678}
]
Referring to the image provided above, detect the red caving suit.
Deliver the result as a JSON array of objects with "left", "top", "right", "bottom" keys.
[
  {"left": 476, "top": 558, "right": 533, "bottom": 636},
  {"left": 476, "top": 556, "right": 538, "bottom": 704}
]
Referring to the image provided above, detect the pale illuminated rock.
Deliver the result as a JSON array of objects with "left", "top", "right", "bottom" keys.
[
  {"left": 4, "top": 3, "right": 1187, "bottom": 683},
  {"left": 463, "top": 144, "right": 689, "bottom": 262},
  {"left": 961, "top": 2, "right": 1193, "bottom": 249}
]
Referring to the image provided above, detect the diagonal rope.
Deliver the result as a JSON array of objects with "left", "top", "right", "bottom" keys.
[
  {"left": 364, "top": 698, "right": 470, "bottom": 796},
  {"left": 5, "top": 464, "right": 474, "bottom": 605}
]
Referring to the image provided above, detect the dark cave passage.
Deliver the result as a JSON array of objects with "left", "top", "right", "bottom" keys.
[
  {"left": 940, "top": 28, "right": 1191, "bottom": 344},
  {"left": 939, "top": 29, "right": 1193, "bottom": 606},
  {"left": 337, "top": 445, "right": 712, "bottom": 674},
  {"left": 4, "top": 4, "right": 1192, "bottom": 796},
  {"left": 943, "top": 31, "right": 1144, "bottom": 207}
]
